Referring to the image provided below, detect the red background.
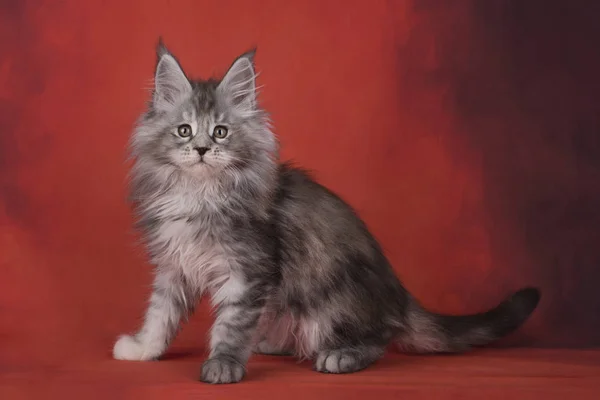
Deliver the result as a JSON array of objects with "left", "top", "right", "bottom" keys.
[{"left": 1, "top": 0, "right": 599, "bottom": 373}]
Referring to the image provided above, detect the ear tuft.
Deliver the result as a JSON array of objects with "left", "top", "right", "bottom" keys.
[
  {"left": 153, "top": 40, "right": 192, "bottom": 113},
  {"left": 156, "top": 37, "right": 169, "bottom": 61},
  {"left": 242, "top": 47, "right": 257, "bottom": 63}
]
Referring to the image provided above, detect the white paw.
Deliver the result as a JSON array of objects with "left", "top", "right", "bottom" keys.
[
  {"left": 113, "top": 335, "right": 160, "bottom": 361},
  {"left": 314, "top": 349, "right": 368, "bottom": 374}
]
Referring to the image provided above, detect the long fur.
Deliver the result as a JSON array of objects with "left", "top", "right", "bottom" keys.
[{"left": 113, "top": 40, "right": 541, "bottom": 384}]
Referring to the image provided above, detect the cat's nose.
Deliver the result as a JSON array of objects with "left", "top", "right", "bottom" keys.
[{"left": 194, "top": 147, "right": 209, "bottom": 156}]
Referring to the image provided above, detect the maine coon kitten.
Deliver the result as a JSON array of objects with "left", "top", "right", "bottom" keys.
[{"left": 113, "top": 40, "right": 541, "bottom": 384}]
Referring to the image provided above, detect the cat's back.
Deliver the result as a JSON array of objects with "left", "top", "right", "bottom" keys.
[
  {"left": 273, "top": 162, "right": 377, "bottom": 267},
  {"left": 274, "top": 162, "right": 365, "bottom": 229}
]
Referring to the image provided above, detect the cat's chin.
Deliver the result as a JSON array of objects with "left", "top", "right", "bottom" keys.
[
  {"left": 183, "top": 162, "right": 221, "bottom": 177},
  {"left": 181, "top": 160, "right": 208, "bottom": 169}
]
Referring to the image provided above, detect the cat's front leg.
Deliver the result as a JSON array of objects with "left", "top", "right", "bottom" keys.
[
  {"left": 113, "top": 270, "right": 195, "bottom": 361},
  {"left": 200, "top": 273, "right": 265, "bottom": 384}
]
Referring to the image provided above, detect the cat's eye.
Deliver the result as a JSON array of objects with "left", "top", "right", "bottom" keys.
[
  {"left": 177, "top": 124, "right": 193, "bottom": 138},
  {"left": 213, "top": 125, "right": 229, "bottom": 139}
]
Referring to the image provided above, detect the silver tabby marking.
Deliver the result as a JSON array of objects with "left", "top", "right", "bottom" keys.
[{"left": 113, "top": 40, "right": 541, "bottom": 384}]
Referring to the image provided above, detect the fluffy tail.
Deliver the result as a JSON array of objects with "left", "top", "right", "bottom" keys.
[{"left": 396, "top": 287, "right": 541, "bottom": 353}]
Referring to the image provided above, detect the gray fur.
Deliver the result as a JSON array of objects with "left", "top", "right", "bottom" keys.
[{"left": 113, "top": 40, "right": 541, "bottom": 384}]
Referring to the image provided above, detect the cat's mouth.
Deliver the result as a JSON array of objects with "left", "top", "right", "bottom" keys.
[{"left": 195, "top": 158, "right": 213, "bottom": 168}]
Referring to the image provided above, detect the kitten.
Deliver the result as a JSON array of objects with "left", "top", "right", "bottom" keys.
[{"left": 113, "top": 40, "right": 541, "bottom": 384}]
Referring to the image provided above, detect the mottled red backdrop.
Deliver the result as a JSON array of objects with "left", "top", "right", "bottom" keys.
[{"left": 1, "top": 0, "right": 599, "bottom": 367}]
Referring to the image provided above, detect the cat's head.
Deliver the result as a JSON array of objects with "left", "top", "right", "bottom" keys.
[{"left": 131, "top": 40, "right": 277, "bottom": 183}]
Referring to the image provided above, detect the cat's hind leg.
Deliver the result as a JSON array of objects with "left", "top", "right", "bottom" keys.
[
  {"left": 253, "top": 311, "right": 296, "bottom": 356},
  {"left": 254, "top": 339, "right": 294, "bottom": 356},
  {"left": 314, "top": 345, "right": 385, "bottom": 374}
]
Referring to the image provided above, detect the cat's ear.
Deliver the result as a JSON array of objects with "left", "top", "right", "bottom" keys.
[
  {"left": 153, "top": 38, "right": 192, "bottom": 112},
  {"left": 218, "top": 49, "right": 258, "bottom": 115}
]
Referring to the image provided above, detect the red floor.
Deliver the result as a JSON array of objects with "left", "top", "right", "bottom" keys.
[{"left": 2, "top": 349, "right": 599, "bottom": 399}]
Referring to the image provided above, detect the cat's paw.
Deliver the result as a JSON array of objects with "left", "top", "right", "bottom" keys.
[
  {"left": 314, "top": 349, "right": 371, "bottom": 374},
  {"left": 112, "top": 334, "right": 160, "bottom": 361},
  {"left": 200, "top": 356, "right": 245, "bottom": 384}
]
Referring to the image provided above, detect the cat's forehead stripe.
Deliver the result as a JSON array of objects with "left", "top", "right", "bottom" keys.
[{"left": 190, "top": 81, "right": 218, "bottom": 115}]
